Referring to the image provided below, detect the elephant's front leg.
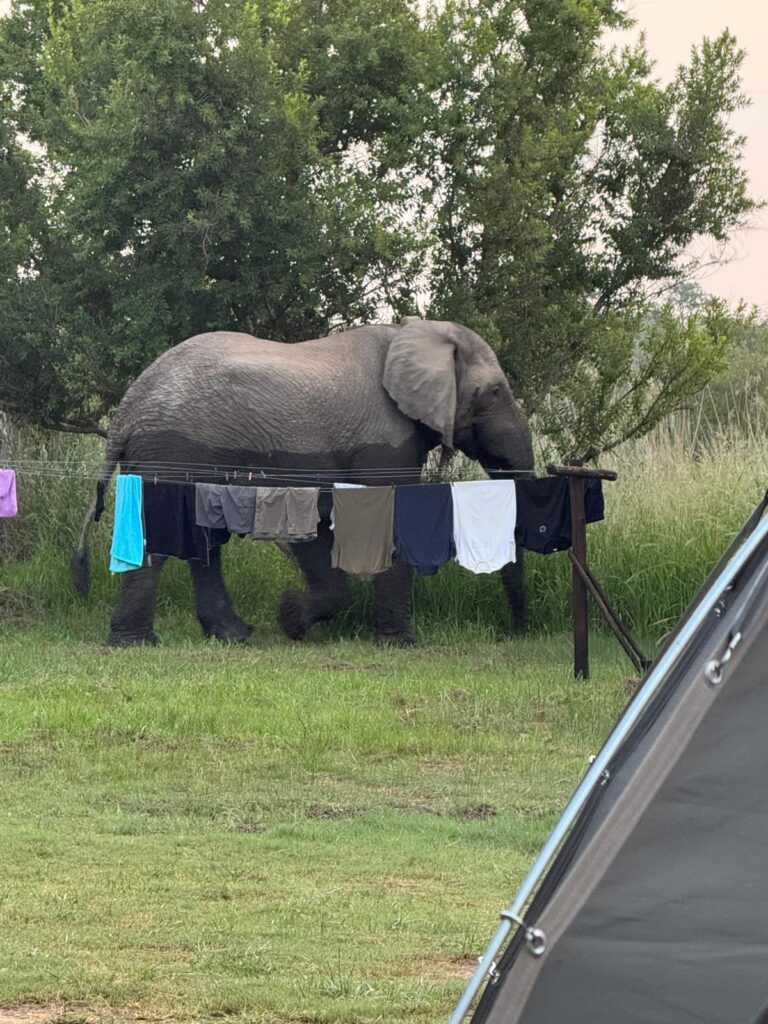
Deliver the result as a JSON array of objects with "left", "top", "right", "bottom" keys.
[
  {"left": 108, "top": 557, "right": 167, "bottom": 646},
  {"left": 372, "top": 561, "right": 416, "bottom": 646},
  {"left": 278, "top": 523, "right": 351, "bottom": 640},
  {"left": 189, "top": 546, "right": 253, "bottom": 643}
]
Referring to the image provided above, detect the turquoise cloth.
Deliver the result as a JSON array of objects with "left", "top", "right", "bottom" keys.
[{"left": 110, "top": 474, "right": 144, "bottom": 572}]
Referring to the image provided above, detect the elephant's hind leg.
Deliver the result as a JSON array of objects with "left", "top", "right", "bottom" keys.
[
  {"left": 278, "top": 524, "right": 351, "bottom": 640},
  {"left": 108, "top": 557, "right": 166, "bottom": 646},
  {"left": 189, "top": 545, "right": 253, "bottom": 643}
]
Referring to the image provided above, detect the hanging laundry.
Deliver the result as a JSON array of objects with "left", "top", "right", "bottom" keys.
[
  {"left": 330, "top": 481, "right": 365, "bottom": 531},
  {"left": 515, "top": 476, "right": 605, "bottom": 554},
  {"left": 195, "top": 484, "right": 259, "bottom": 535},
  {"left": 331, "top": 485, "right": 395, "bottom": 577},
  {"left": 451, "top": 479, "right": 517, "bottom": 573},
  {"left": 144, "top": 481, "right": 229, "bottom": 565},
  {"left": 393, "top": 483, "right": 455, "bottom": 575},
  {"left": 252, "top": 486, "right": 321, "bottom": 542},
  {"left": 0, "top": 468, "right": 17, "bottom": 518},
  {"left": 584, "top": 477, "right": 606, "bottom": 527},
  {"left": 109, "top": 474, "right": 144, "bottom": 572}
]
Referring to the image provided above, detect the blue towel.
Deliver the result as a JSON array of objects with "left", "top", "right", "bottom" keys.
[{"left": 110, "top": 474, "right": 144, "bottom": 572}]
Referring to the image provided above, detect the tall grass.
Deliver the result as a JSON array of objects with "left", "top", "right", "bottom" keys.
[{"left": 1, "top": 411, "right": 766, "bottom": 644}]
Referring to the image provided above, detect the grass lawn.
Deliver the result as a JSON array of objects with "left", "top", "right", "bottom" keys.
[{"left": 0, "top": 624, "right": 634, "bottom": 1024}]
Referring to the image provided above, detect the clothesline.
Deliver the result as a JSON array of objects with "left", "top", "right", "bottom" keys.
[
  {"left": 107, "top": 474, "right": 606, "bottom": 579},
  {"left": 111, "top": 477, "right": 534, "bottom": 577},
  {"left": 1, "top": 459, "right": 538, "bottom": 483}
]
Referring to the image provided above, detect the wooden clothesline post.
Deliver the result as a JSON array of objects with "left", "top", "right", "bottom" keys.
[{"left": 545, "top": 463, "right": 638, "bottom": 680}]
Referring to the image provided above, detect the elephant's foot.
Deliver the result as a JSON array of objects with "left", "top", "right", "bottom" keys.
[
  {"left": 201, "top": 616, "right": 253, "bottom": 644},
  {"left": 373, "top": 627, "right": 418, "bottom": 648},
  {"left": 278, "top": 589, "right": 311, "bottom": 641},
  {"left": 107, "top": 628, "right": 158, "bottom": 647}
]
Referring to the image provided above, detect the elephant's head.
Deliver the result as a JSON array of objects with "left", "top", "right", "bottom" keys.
[{"left": 383, "top": 318, "right": 534, "bottom": 472}]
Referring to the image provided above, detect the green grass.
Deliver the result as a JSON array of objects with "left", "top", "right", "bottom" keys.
[
  {"left": 0, "top": 419, "right": 765, "bottom": 1021},
  {"left": 0, "top": 630, "right": 633, "bottom": 1023}
]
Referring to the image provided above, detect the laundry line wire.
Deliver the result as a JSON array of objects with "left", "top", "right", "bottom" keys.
[
  {"left": 5, "top": 464, "right": 431, "bottom": 482},
  {"left": 3, "top": 459, "right": 537, "bottom": 482},
  {"left": 6, "top": 460, "right": 428, "bottom": 475}
]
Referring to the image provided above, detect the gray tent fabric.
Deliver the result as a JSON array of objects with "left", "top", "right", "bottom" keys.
[{"left": 460, "top": 495, "right": 768, "bottom": 1024}]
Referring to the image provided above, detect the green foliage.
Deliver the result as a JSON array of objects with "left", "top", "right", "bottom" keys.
[
  {"left": 0, "top": 0, "right": 758, "bottom": 458},
  {"left": 698, "top": 314, "right": 768, "bottom": 436},
  {"left": 539, "top": 298, "right": 734, "bottom": 460},
  {"left": 0, "top": 0, "right": 427, "bottom": 431},
  {"left": 422, "top": 1, "right": 757, "bottom": 458}
]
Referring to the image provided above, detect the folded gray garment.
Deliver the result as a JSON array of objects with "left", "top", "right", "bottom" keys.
[
  {"left": 195, "top": 484, "right": 258, "bottom": 534},
  {"left": 252, "top": 487, "right": 320, "bottom": 542},
  {"left": 330, "top": 485, "right": 394, "bottom": 576}
]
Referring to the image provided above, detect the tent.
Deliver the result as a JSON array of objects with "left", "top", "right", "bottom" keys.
[{"left": 450, "top": 492, "right": 768, "bottom": 1024}]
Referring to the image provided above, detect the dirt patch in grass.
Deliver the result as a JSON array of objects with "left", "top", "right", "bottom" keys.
[
  {"left": 233, "top": 819, "right": 266, "bottom": 833},
  {"left": 374, "top": 875, "right": 438, "bottom": 896},
  {"left": 0, "top": 1007, "right": 132, "bottom": 1024},
  {"left": 395, "top": 954, "right": 476, "bottom": 980},
  {"left": 309, "top": 660, "right": 390, "bottom": 673},
  {"left": 452, "top": 803, "right": 497, "bottom": 821},
  {"left": 181, "top": 648, "right": 256, "bottom": 663},
  {"left": 305, "top": 803, "right": 357, "bottom": 820},
  {"left": 0, "top": 1009, "right": 65, "bottom": 1024},
  {"left": 419, "top": 755, "right": 464, "bottom": 775}
]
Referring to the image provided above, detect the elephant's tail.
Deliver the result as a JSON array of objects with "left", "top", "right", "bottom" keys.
[{"left": 70, "top": 437, "right": 122, "bottom": 596}]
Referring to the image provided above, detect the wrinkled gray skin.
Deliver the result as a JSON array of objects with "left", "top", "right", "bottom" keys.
[{"left": 79, "top": 318, "right": 533, "bottom": 645}]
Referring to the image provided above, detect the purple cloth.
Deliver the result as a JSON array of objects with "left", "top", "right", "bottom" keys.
[{"left": 0, "top": 469, "right": 17, "bottom": 518}]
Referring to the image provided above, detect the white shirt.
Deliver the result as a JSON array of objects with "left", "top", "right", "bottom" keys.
[{"left": 451, "top": 480, "right": 517, "bottom": 573}]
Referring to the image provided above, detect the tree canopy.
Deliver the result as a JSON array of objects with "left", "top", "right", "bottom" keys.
[{"left": 0, "top": 0, "right": 758, "bottom": 457}]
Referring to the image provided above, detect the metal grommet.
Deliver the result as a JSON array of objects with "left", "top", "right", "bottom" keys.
[
  {"left": 525, "top": 927, "right": 547, "bottom": 958},
  {"left": 706, "top": 632, "right": 741, "bottom": 687},
  {"left": 705, "top": 660, "right": 723, "bottom": 686},
  {"left": 500, "top": 911, "right": 547, "bottom": 960}
]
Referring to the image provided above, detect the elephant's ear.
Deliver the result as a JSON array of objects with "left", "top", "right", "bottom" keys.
[{"left": 383, "top": 321, "right": 457, "bottom": 449}]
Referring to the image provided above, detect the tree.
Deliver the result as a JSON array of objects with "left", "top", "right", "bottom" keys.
[
  {"left": 0, "top": 0, "right": 758, "bottom": 458},
  {"left": 422, "top": 0, "right": 757, "bottom": 459},
  {"left": 0, "top": 0, "right": 428, "bottom": 432}
]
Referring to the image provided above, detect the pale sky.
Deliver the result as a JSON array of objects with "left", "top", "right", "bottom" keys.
[
  {"left": 609, "top": 0, "right": 767, "bottom": 313},
  {"left": 0, "top": 0, "right": 764, "bottom": 310}
]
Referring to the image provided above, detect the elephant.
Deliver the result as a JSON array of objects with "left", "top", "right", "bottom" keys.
[{"left": 73, "top": 317, "right": 534, "bottom": 645}]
